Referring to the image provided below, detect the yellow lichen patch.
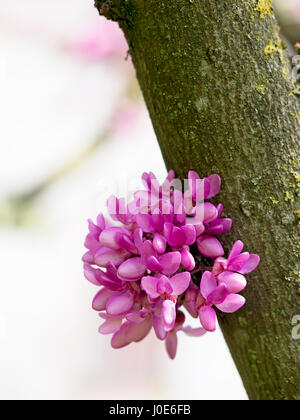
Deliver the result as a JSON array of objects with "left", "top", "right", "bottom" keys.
[
  {"left": 256, "top": 84, "right": 266, "bottom": 94},
  {"left": 289, "top": 85, "right": 300, "bottom": 96},
  {"left": 294, "top": 210, "right": 300, "bottom": 220},
  {"left": 264, "top": 37, "right": 289, "bottom": 78},
  {"left": 264, "top": 39, "right": 277, "bottom": 55},
  {"left": 254, "top": 0, "right": 273, "bottom": 19},
  {"left": 285, "top": 191, "right": 294, "bottom": 203}
]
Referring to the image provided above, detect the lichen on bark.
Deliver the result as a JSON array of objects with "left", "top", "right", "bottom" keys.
[{"left": 95, "top": 0, "right": 300, "bottom": 400}]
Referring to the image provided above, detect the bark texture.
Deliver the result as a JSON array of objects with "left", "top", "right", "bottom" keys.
[{"left": 95, "top": 0, "right": 300, "bottom": 400}]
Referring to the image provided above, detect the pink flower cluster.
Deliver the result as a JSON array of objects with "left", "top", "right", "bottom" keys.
[{"left": 83, "top": 171, "right": 259, "bottom": 359}]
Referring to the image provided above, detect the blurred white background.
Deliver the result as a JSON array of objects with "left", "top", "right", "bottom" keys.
[{"left": 0, "top": 0, "right": 298, "bottom": 400}]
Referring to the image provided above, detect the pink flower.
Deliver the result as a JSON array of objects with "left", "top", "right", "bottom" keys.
[
  {"left": 65, "top": 18, "right": 128, "bottom": 61},
  {"left": 198, "top": 271, "right": 246, "bottom": 332},
  {"left": 212, "top": 240, "right": 260, "bottom": 276},
  {"left": 83, "top": 170, "right": 259, "bottom": 358},
  {"left": 141, "top": 272, "right": 191, "bottom": 331}
]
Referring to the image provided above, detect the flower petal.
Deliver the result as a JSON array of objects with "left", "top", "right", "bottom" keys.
[
  {"left": 199, "top": 306, "right": 217, "bottom": 332},
  {"left": 206, "top": 174, "right": 221, "bottom": 199},
  {"left": 99, "top": 227, "right": 129, "bottom": 250},
  {"left": 94, "top": 247, "right": 129, "bottom": 267},
  {"left": 181, "top": 224, "right": 196, "bottom": 245},
  {"left": 183, "top": 326, "right": 207, "bottom": 337},
  {"left": 127, "top": 316, "right": 153, "bottom": 343},
  {"left": 141, "top": 276, "right": 160, "bottom": 299},
  {"left": 183, "top": 284, "right": 199, "bottom": 318},
  {"left": 216, "top": 294, "right": 246, "bottom": 313},
  {"left": 92, "top": 288, "right": 114, "bottom": 311},
  {"left": 136, "top": 213, "right": 155, "bottom": 233},
  {"left": 84, "top": 263, "right": 101, "bottom": 286},
  {"left": 180, "top": 248, "right": 195, "bottom": 271},
  {"left": 207, "top": 283, "right": 228, "bottom": 305},
  {"left": 200, "top": 271, "right": 217, "bottom": 300},
  {"left": 239, "top": 254, "right": 260, "bottom": 274},
  {"left": 196, "top": 202, "right": 218, "bottom": 224},
  {"left": 228, "top": 240, "right": 244, "bottom": 261},
  {"left": 159, "top": 252, "right": 181, "bottom": 276},
  {"left": 162, "top": 300, "right": 176, "bottom": 332},
  {"left": 153, "top": 313, "right": 167, "bottom": 340},
  {"left": 126, "top": 310, "right": 151, "bottom": 323},
  {"left": 111, "top": 322, "right": 131, "bottom": 349},
  {"left": 218, "top": 271, "right": 247, "bottom": 293},
  {"left": 99, "top": 317, "right": 123, "bottom": 334},
  {"left": 117, "top": 257, "right": 146, "bottom": 281},
  {"left": 153, "top": 233, "right": 167, "bottom": 254},
  {"left": 106, "top": 291, "right": 135, "bottom": 316},
  {"left": 169, "top": 272, "right": 191, "bottom": 296},
  {"left": 165, "top": 332, "right": 178, "bottom": 360},
  {"left": 197, "top": 236, "right": 224, "bottom": 258}
]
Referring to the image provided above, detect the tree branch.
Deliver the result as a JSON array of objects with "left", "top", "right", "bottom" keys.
[{"left": 95, "top": 0, "right": 300, "bottom": 400}]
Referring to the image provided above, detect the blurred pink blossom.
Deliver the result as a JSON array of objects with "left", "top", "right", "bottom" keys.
[
  {"left": 109, "top": 101, "right": 141, "bottom": 137},
  {"left": 291, "top": 0, "right": 300, "bottom": 22},
  {"left": 65, "top": 17, "right": 128, "bottom": 61}
]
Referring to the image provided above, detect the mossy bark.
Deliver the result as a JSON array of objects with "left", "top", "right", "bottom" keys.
[{"left": 95, "top": 0, "right": 300, "bottom": 400}]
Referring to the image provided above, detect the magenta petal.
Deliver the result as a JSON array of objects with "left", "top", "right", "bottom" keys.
[
  {"left": 126, "top": 310, "right": 151, "bottom": 323},
  {"left": 218, "top": 271, "right": 247, "bottom": 293},
  {"left": 153, "top": 313, "right": 167, "bottom": 340},
  {"left": 146, "top": 256, "right": 163, "bottom": 272},
  {"left": 169, "top": 272, "right": 191, "bottom": 296},
  {"left": 206, "top": 174, "right": 221, "bottom": 199},
  {"left": 157, "top": 276, "right": 173, "bottom": 295},
  {"left": 141, "top": 276, "right": 160, "bottom": 299},
  {"left": 207, "top": 283, "right": 228, "bottom": 305},
  {"left": 163, "top": 223, "right": 173, "bottom": 243},
  {"left": 99, "top": 317, "right": 123, "bottom": 334},
  {"left": 221, "top": 218, "right": 232, "bottom": 233},
  {"left": 196, "top": 202, "right": 218, "bottom": 224},
  {"left": 127, "top": 316, "right": 153, "bottom": 343},
  {"left": 82, "top": 251, "right": 94, "bottom": 264},
  {"left": 181, "top": 225, "right": 196, "bottom": 245},
  {"left": 183, "top": 326, "right": 207, "bottom": 337},
  {"left": 115, "top": 233, "right": 138, "bottom": 254},
  {"left": 117, "top": 257, "right": 146, "bottom": 281},
  {"left": 92, "top": 288, "right": 114, "bottom": 311},
  {"left": 239, "top": 254, "right": 260, "bottom": 274},
  {"left": 170, "top": 226, "right": 186, "bottom": 247},
  {"left": 111, "top": 322, "right": 131, "bottom": 349},
  {"left": 197, "top": 236, "right": 224, "bottom": 258},
  {"left": 140, "top": 240, "right": 155, "bottom": 266},
  {"left": 199, "top": 305, "right": 217, "bottom": 332},
  {"left": 106, "top": 291, "right": 135, "bottom": 316},
  {"left": 136, "top": 213, "right": 155, "bottom": 232},
  {"left": 228, "top": 253, "right": 250, "bottom": 272},
  {"left": 99, "top": 227, "right": 129, "bottom": 250},
  {"left": 205, "top": 224, "right": 224, "bottom": 236},
  {"left": 216, "top": 294, "right": 246, "bottom": 313},
  {"left": 96, "top": 213, "right": 106, "bottom": 230},
  {"left": 159, "top": 252, "right": 181, "bottom": 276},
  {"left": 200, "top": 271, "right": 217, "bottom": 300},
  {"left": 180, "top": 248, "right": 195, "bottom": 271},
  {"left": 165, "top": 332, "right": 178, "bottom": 360},
  {"left": 162, "top": 300, "right": 176, "bottom": 332},
  {"left": 133, "top": 228, "right": 143, "bottom": 251},
  {"left": 153, "top": 233, "right": 167, "bottom": 254},
  {"left": 151, "top": 213, "right": 165, "bottom": 232},
  {"left": 94, "top": 247, "right": 128, "bottom": 267},
  {"left": 183, "top": 285, "right": 199, "bottom": 318},
  {"left": 228, "top": 240, "right": 244, "bottom": 261},
  {"left": 84, "top": 263, "right": 101, "bottom": 286}
]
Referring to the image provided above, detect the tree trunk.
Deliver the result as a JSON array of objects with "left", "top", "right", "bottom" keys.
[{"left": 95, "top": 0, "right": 300, "bottom": 400}]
